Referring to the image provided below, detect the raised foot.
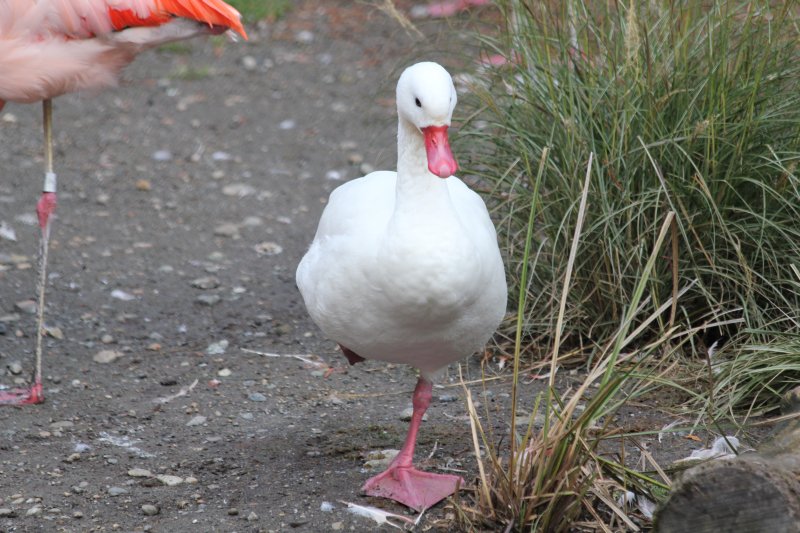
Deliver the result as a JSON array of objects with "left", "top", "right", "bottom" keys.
[{"left": 362, "top": 466, "right": 464, "bottom": 511}]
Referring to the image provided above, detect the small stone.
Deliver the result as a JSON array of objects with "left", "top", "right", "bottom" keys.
[
  {"left": 0, "top": 508, "right": 16, "bottom": 517},
  {"left": 364, "top": 449, "right": 400, "bottom": 470},
  {"left": 14, "top": 299, "right": 36, "bottom": 314},
  {"left": 73, "top": 511, "right": 83, "bottom": 519},
  {"left": 141, "top": 504, "right": 160, "bottom": 516},
  {"left": 195, "top": 294, "right": 221, "bottom": 306},
  {"left": 136, "top": 179, "right": 152, "bottom": 191},
  {"left": 107, "top": 487, "right": 128, "bottom": 497},
  {"left": 152, "top": 150, "right": 172, "bottom": 161},
  {"left": 206, "top": 340, "right": 228, "bottom": 355},
  {"left": 26, "top": 505, "right": 42, "bottom": 517},
  {"left": 295, "top": 30, "right": 314, "bottom": 43},
  {"left": 247, "top": 511, "right": 258, "bottom": 522},
  {"left": 325, "top": 170, "right": 343, "bottom": 181},
  {"left": 332, "top": 521, "right": 344, "bottom": 530},
  {"left": 239, "top": 412, "right": 254, "bottom": 420},
  {"left": 217, "top": 368, "right": 232, "bottom": 377},
  {"left": 190, "top": 276, "right": 220, "bottom": 290},
  {"left": 241, "top": 55, "right": 258, "bottom": 71},
  {"left": 110, "top": 289, "right": 136, "bottom": 301},
  {"left": 7, "top": 361, "right": 22, "bottom": 375},
  {"left": 45, "top": 325, "right": 64, "bottom": 339},
  {"left": 253, "top": 241, "right": 283, "bottom": 256},
  {"left": 156, "top": 475, "right": 183, "bottom": 486},
  {"left": 184, "top": 476, "right": 198, "bottom": 484},
  {"left": 67, "top": 455, "right": 89, "bottom": 469},
  {"left": 128, "top": 468, "right": 152, "bottom": 478},
  {"left": 101, "top": 334, "right": 114, "bottom": 344},
  {"left": 227, "top": 508, "right": 239, "bottom": 516},
  {"left": 222, "top": 184, "right": 255, "bottom": 197},
  {"left": 248, "top": 392, "right": 267, "bottom": 402},
  {"left": 186, "top": 415, "right": 207, "bottom": 427},
  {"left": 438, "top": 394, "right": 458, "bottom": 403},
  {"left": 211, "top": 151, "right": 232, "bottom": 161},
  {"left": 93, "top": 350, "right": 123, "bottom": 364},
  {"left": 347, "top": 152, "right": 364, "bottom": 165},
  {"left": 279, "top": 119, "right": 295, "bottom": 130},
  {"left": 360, "top": 163, "right": 375, "bottom": 175},
  {"left": 400, "top": 407, "right": 428, "bottom": 422},
  {"left": 213, "top": 223, "right": 239, "bottom": 238},
  {"left": 51, "top": 420, "right": 74, "bottom": 430}
]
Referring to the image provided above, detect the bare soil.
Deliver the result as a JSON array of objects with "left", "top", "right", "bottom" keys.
[{"left": 0, "top": 3, "right": 737, "bottom": 532}]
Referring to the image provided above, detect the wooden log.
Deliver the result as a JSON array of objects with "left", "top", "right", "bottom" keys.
[{"left": 655, "top": 386, "right": 800, "bottom": 533}]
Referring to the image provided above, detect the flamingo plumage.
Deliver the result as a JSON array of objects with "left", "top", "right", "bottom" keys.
[{"left": 0, "top": 0, "right": 246, "bottom": 404}]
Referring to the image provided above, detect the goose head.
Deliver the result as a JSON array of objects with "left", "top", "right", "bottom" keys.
[{"left": 396, "top": 62, "right": 458, "bottom": 178}]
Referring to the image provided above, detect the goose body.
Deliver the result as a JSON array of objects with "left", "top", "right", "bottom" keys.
[{"left": 296, "top": 62, "right": 507, "bottom": 510}]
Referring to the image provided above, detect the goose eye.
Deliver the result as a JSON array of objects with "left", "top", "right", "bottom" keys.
[{"left": 415, "top": 98, "right": 422, "bottom": 108}]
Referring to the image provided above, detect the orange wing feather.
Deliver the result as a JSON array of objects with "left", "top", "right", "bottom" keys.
[{"left": 108, "top": 0, "right": 247, "bottom": 39}]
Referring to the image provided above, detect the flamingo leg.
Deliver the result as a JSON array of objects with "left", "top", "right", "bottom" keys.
[
  {"left": 362, "top": 377, "right": 464, "bottom": 511},
  {"left": 0, "top": 99, "right": 55, "bottom": 405}
]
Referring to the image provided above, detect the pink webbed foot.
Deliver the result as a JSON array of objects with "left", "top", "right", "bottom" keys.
[
  {"left": 0, "top": 381, "right": 44, "bottom": 405},
  {"left": 362, "top": 465, "right": 464, "bottom": 511}
]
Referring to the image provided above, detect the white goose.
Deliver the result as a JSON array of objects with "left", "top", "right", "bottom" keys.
[{"left": 296, "top": 61, "right": 507, "bottom": 511}]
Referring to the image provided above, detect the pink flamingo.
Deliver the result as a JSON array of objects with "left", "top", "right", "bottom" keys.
[{"left": 0, "top": 0, "right": 247, "bottom": 404}]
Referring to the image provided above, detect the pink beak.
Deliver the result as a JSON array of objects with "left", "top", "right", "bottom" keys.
[{"left": 422, "top": 125, "right": 458, "bottom": 178}]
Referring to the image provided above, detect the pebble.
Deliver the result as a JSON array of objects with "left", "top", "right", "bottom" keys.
[
  {"left": 45, "top": 325, "right": 64, "bottom": 339},
  {"left": 0, "top": 322, "right": 6, "bottom": 335},
  {"left": 0, "top": 508, "right": 16, "bottom": 517},
  {"left": 206, "top": 340, "right": 228, "bottom": 355},
  {"left": 128, "top": 468, "right": 152, "bottom": 478},
  {"left": 400, "top": 407, "right": 428, "bottom": 421},
  {"left": 211, "top": 151, "right": 232, "bottom": 161},
  {"left": 152, "top": 150, "right": 172, "bottom": 161},
  {"left": 217, "top": 368, "right": 232, "bottom": 377},
  {"left": 438, "top": 394, "right": 458, "bottom": 403},
  {"left": 227, "top": 508, "right": 239, "bottom": 516},
  {"left": 295, "top": 30, "right": 314, "bottom": 43},
  {"left": 156, "top": 475, "right": 183, "bottom": 486},
  {"left": 191, "top": 276, "right": 220, "bottom": 290},
  {"left": 186, "top": 415, "right": 207, "bottom": 427},
  {"left": 101, "top": 334, "right": 114, "bottom": 344},
  {"left": 363, "top": 449, "right": 400, "bottom": 469},
  {"left": 239, "top": 412, "right": 254, "bottom": 420},
  {"left": 213, "top": 223, "right": 239, "bottom": 238},
  {"left": 360, "top": 163, "right": 375, "bottom": 175},
  {"left": 93, "top": 350, "right": 123, "bottom": 364},
  {"left": 325, "top": 170, "right": 343, "bottom": 181},
  {"left": 136, "top": 179, "right": 152, "bottom": 191},
  {"left": 73, "top": 511, "right": 84, "bottom": 519},
  {"left": 141, "top": 504, "right": 160, "bottom": 516},
  {"left": 196, "top": 294, "right": 221, "bottom": 306},
  {"left": 241, "top": 55, "right": 258, "bottom": 71},
  {"left": 7, "top": 361, "right": 22, "bottom": 375},
  {"left": 247, "top": 511, "right": 259, "bottom": 521},
  {"left": 222, "top": 184, "right": 255, "bottom": 197},
  {"left": 248, "top": 392, "right": 267, "bottom": 402},
  {"left": 110, "top": 289, "right": 136, "bottom": 301},
  {"left": 25, "top": 505, "right": 42, "bottom": 517},
  {"left": 107, "top": 487, "right": 129, "bottom": 497},
  {"left": 253, "top": 241, "right": 283, "bottom": 256},
  {"left": 279, "top": 119, "right": 296, "bottom": 130},
  {"left": 14, "top": 299, "right": 36, "bottom": 314},
  {"left": 332, "top": 521, "right": 344, "bottom": 530}
]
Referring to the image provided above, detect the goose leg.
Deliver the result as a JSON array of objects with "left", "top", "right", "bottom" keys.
[{"left": 362, "top": 377, "right": 463, "bottom": 511}]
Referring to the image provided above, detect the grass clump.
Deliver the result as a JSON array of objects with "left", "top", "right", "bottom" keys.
[{"left": 460, "top": 0, "right": 800, "bottom": 415}]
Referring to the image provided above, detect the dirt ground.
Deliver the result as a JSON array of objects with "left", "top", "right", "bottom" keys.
[{"left": 0, "top": 3, "right": 722, "bottom": 532}]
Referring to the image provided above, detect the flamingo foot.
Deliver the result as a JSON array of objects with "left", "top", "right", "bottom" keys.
[
  {"left": 362, "top": 465, "right": 463, "bottom": 511},
  {"left": 0, "top": 381, "right": 44, "bottom": 405}
]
